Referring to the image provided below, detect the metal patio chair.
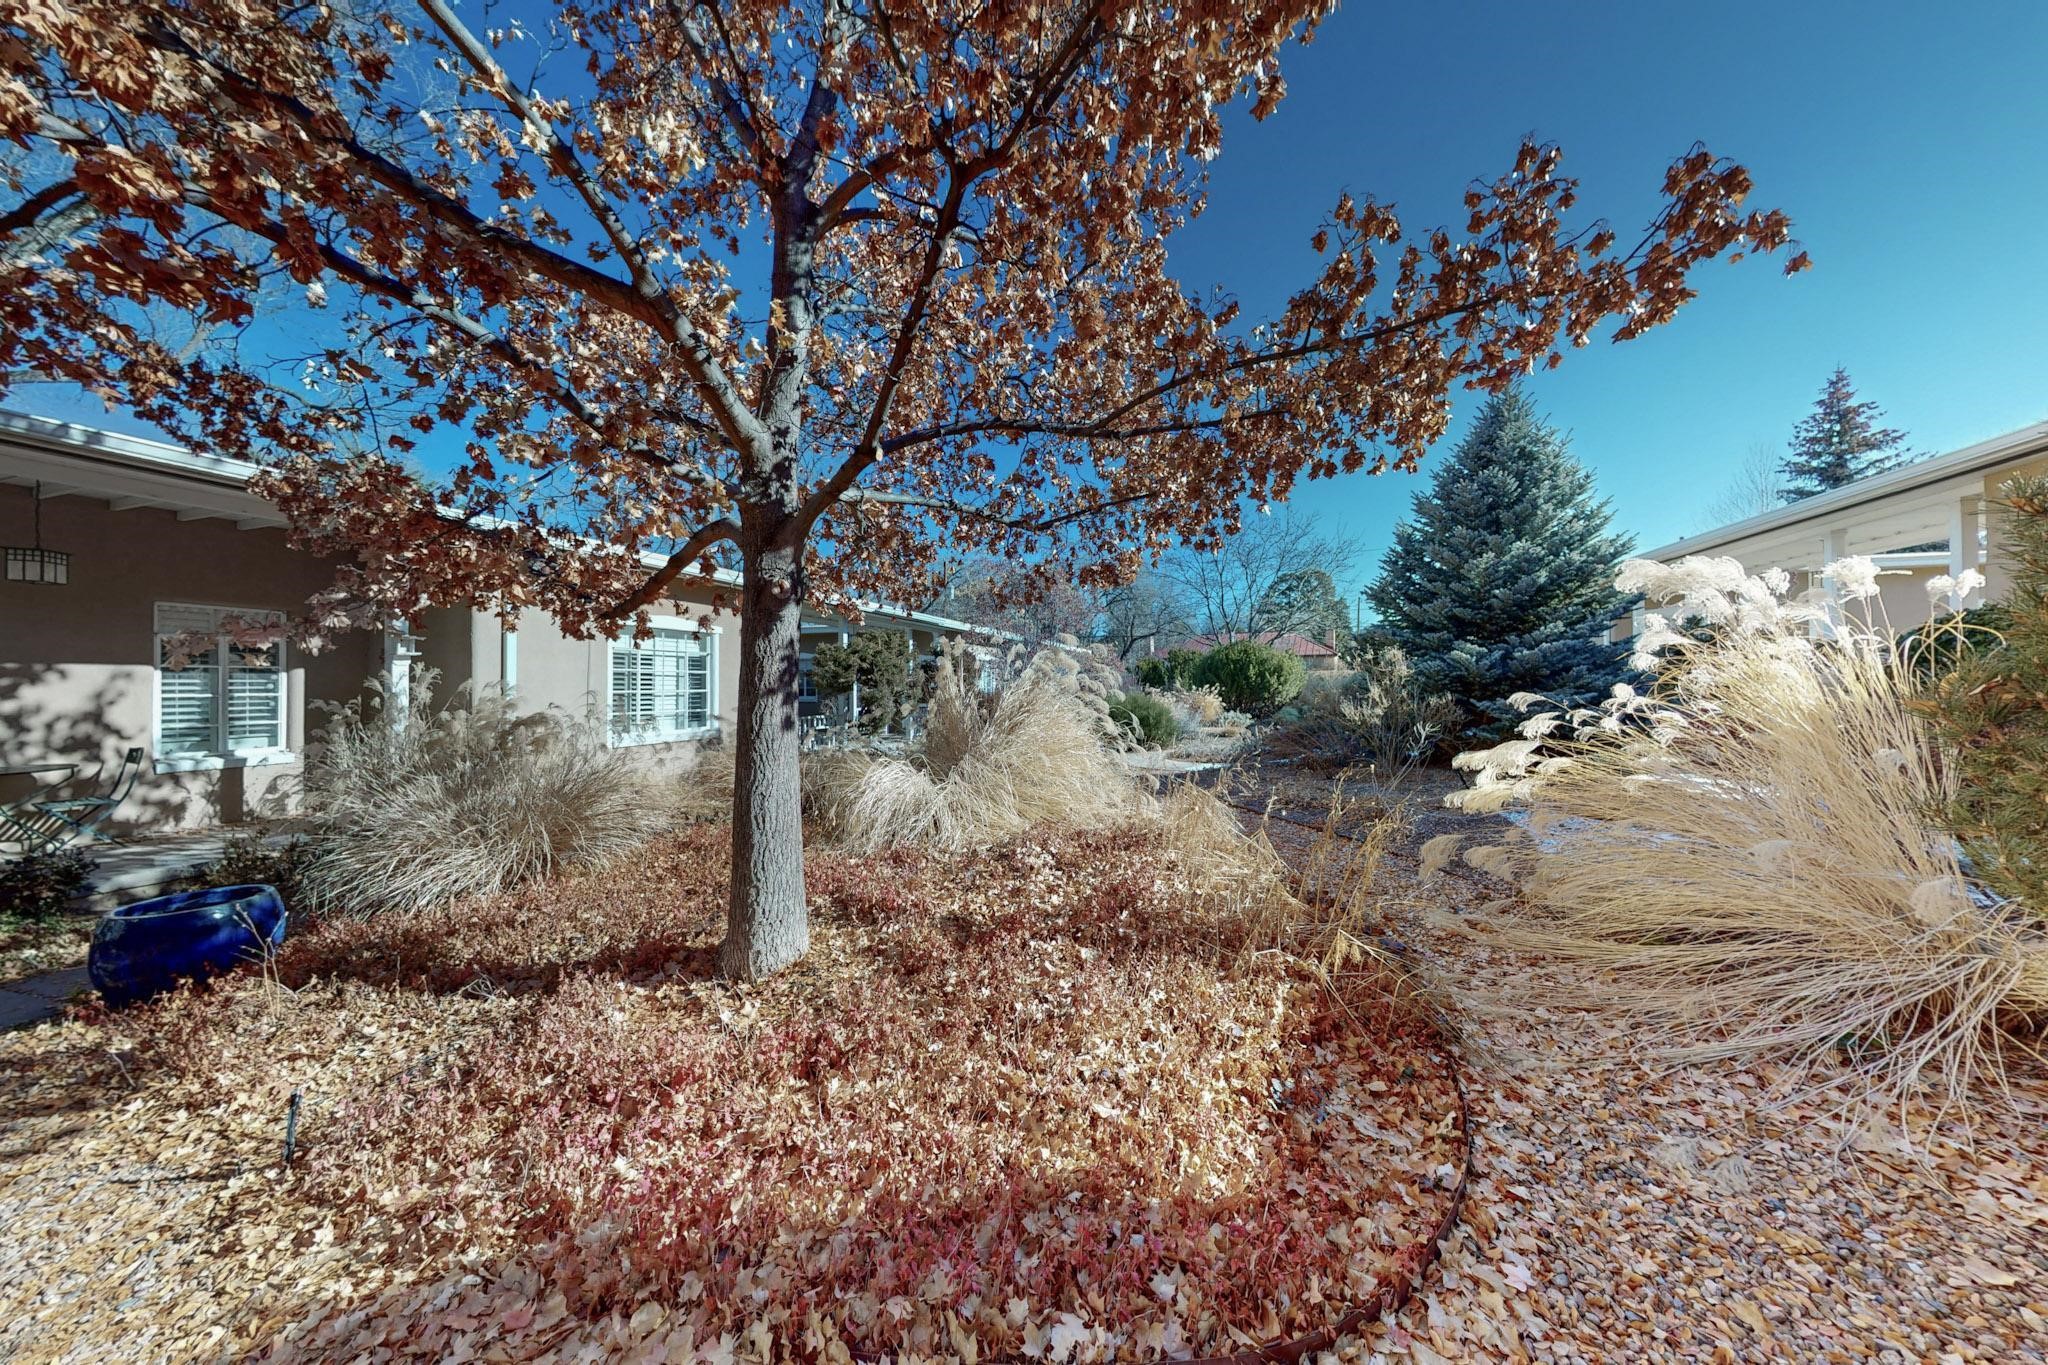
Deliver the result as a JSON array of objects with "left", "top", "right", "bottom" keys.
[{"left": 4, "top": 748, "right": 145, "bottom": 853}]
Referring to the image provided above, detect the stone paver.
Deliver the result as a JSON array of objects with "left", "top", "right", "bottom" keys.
[{"left": 0, "top": 967, "right": 91, "bottom": 1030}]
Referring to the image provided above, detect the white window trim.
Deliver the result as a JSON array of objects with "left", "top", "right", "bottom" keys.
[
  {"left": 152, "top": 601, "right": 295, "bottom": 768},
  {"left": 606, "top": 619, "right": 722, "bottom": 748}
]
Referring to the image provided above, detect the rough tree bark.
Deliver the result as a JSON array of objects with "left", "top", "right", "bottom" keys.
[{"left": 721, "top": 523, "right": 811, "bottom": 980}]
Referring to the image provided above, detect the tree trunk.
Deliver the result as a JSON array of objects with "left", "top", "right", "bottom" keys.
[{"left": 720, "top": 536, "right": 810, "bottom": 980}]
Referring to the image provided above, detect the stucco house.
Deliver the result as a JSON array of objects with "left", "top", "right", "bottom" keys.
[
  {"left": 1628, "top": 418, "right": 2048, "bottom": 634},
  {"left": 0, "top": 410, "right": 1008, "bottom": 838}
]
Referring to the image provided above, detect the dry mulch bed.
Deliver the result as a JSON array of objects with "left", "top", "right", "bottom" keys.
[
  {"left": 0, "top": 913, "right": 94, "bottom": 984},
  {"left": 1247, "top": 769, "right": 2048, "bottom": 1364},
  {"left": 0, "top": 821, "right": 1460, "bottom": 1362}
]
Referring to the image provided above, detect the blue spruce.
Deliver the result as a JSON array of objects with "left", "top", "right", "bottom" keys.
[{"left": 1365, "top": 388, "right": 1634, "bottom": 734}]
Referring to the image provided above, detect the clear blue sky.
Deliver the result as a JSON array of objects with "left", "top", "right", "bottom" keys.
[
  {"left": 1168, "top": 0, "right": 2048, "bottom": 598},
  {"left": 20, "top": 0, "right": 2047, "bottom": 603}
]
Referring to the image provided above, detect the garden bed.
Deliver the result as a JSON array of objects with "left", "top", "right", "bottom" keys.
[
  {"left": 1243, "top": 768, "right": 2048, "bottom": 1362},
  {"left": 0, "top": 821, "right": 1462, "bottom": 1362}
]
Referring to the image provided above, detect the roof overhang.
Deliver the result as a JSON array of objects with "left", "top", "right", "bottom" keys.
[
  {"left": 1642, "top": 419, "right": 2048, "bottom": 568},
  {"left": 0, "top": 410, "right": 287, "bottom": 530},
  {"left": 0, "top": 408, "right": 1022, "bottom": 640}
]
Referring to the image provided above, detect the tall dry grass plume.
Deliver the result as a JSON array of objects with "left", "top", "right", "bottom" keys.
[
  {"left": 1452, "top": 555, "right": 2048, "bottom": 1115},
  {"left": 1151, "top": 778, "right": 1446, "bottom": 1037},
  {"left": 806, "top": 642, "right": 1149, "bottom": 855},
  {"left": 301, "top": 674, "right": 666, "bottom": 915}
]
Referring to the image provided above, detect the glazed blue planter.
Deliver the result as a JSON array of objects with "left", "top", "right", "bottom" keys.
[{"left": 89, "top": 884, "right": 288, "bottom": 1007}]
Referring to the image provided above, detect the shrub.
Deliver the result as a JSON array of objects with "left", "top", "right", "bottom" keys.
[
  {"left": 0, "top": 847, "right": 95, "bottom": 921},
  {"left": 1108, "top": 691, "right": 1179, "bottom": 748},
  {"left": 1920, "top": 481, "right": 2048, "bottom": 916},
  {"left": 1192, "top": 640, "right": 1304, "bottom": 717},
  {"left": 1451, "top": 554, "right": 2048, "bottom": 1112},
  {"left": 195, "top": 834, "right": 314, "bottom": 912},
  {"left": 660, "top": 743, "right": 735, "bottom": 827},
  {"left": 1263, "top": 645, "right": 1459, "bottom": 782},
  {"left": 807, "top": 645, "right": 1146, "bottom": 854},
  {"left": 1131, "top": 647, "right": 1203, "bottom": 691},
  {"left": 810, "top": 632, "right": 915, "bottom": 733},
  {"left": 299, "top": 675, "right": 666, "bottom": 915}
]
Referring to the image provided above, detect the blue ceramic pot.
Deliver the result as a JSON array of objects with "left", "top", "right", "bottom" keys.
[{"left": 89, "top": 884, "right": 288, "bottom": 1007}]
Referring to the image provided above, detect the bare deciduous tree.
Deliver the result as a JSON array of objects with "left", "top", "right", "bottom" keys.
[
  {"left": 1098, "top": 572, "right": 1195, "bottom": 661},
  {"left": 1703, "top": 441, "right": 1789, "bottom": 527},
  {"left": 1165, "top": 510, "right": 1357, "bottom": 640}
]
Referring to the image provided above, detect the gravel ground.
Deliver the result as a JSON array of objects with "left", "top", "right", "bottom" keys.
[{"left": 1247, "top": 770, "right": 2048, "bottom": 1364}]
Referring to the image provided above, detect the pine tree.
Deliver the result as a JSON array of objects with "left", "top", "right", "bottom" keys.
[
  {"left": 1778, "top": 368, "right": 1915, "bottom": 501},
  {"left": 1366, "top": 389, "right": 1635, "bottom": 732}
]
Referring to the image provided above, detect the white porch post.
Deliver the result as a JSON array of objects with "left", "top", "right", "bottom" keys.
[
  {"left": 500, "top": 620, "right": 519, "bottom": 699},
  {"left": 1980, "top": 483, "right": 2016, "bottom": 606},
  {"left": 1818, "top": 527, "right": 1850, "bottom": 636},
  {"left": 381, "top": 620, "right": 415, "bottom": 729},
  {"left": 1948, "top": 495, "right": 1984, "bottom": 611},
  {"left": 840, "top": 625, "right": 856, "bottom": 726}
]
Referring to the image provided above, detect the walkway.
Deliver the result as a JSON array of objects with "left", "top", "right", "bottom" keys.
[{"left": 0, "top": 968, "right": 90, "bottom": 1031}]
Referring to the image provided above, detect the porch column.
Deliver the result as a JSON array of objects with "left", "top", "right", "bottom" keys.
[
  {"left": 1818, "top": 527, "right": 1850, "bottom": 636},
  {"left": 1948, "top": 495, "right": 1984, "bottom": 611},
  {"left": 1980, "top": 481, "right": 2018, "bottom": 606},
  {"left": 380, "top": 621, "right": 415, "bottom": 730},
  {"left": 841, "top": 625, "right": 856, "bottom": 725}
]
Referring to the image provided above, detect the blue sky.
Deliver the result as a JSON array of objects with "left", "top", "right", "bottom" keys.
[
  {"left": 20, "top": 1, "right": 2047, "bottom": 606},
  {"left": 1167, "top": 0, "right": 2048, "bottom": 598}
]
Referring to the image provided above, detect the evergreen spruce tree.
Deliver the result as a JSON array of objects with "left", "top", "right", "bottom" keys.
[
  {"left": 1778, "top": 367, "right": 1915, "bottom": 501},
  {"left": 1366, "top": 389, "right": 1634, "bottom": 732}
]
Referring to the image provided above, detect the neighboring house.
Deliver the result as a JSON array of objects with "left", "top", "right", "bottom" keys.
[
  {"left": 0, "top": 410, "right": 1009, "bottom": 837},
  {"left": 1628, "top": 419, "right": 2048, "bottom": 636},
  {"left": 1178, "top": 629, "right": 1347, "bottom": 673}
]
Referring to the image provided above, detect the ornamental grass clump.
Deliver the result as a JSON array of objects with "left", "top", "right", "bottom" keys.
[
  {"left": 1264, "top": 644, "right": 1459, "bottom": 783},
  {"left": 299, "top": 675, "right": 666, "bottom": 915},
  {"left": 807, "top": 644, "right": 1147, "bottom": 854},
  {"left": 1450, "top": 553, "right": 2048, "bottom": 1114}
]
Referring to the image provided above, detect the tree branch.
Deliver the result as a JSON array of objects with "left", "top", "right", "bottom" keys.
[
  {"left": 832, "top": 487, "right": 1151, "bottom": 536},
  {"left": 605, "top": 515, "right": 742, "bottom": 618},
  {"left": 415, "top": 0, "right": 658, "bottom": 298},
  {"left": 0, "top": 178, "right": 97, "bottom": 264},
  {"left": 136, "top": 15, "right": 770, "bottom": 459},
  {"left": 790, "top": 9, "right": 1106, "bottom": 537}
]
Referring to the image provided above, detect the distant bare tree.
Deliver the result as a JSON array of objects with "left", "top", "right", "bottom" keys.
[
  {"left": 1166, "top": 510, "right": 1358, "bottom": 639},
  {"left": 1704, "top": 442, "right": 1788, "bottom": 528},
  {"left": 931, "top": 556, "right": 1099, "bottom": 645},
  {"left": 1098, "top": 573, "right": 1195, "bottom": 660}
]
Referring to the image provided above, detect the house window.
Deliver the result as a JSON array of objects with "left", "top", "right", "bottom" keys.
[
  {"left": 798, "top": 654, "right": 818, "bottom": 701},
  {"left": 609, "top": 622, "right": 716, "bottom": 744},
  {"left": 154, "top": 603, "right": 289, "bottom": 760}
]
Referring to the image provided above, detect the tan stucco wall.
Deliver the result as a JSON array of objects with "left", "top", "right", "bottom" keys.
[
  {"left": 4, "top": 481, "right": 982, "bottom": 835},
  {"left": 0, "top": 484, "right": 378, "bottom": 833},
  {"left": 477, "top": 586, "right": 746, "bottom": 778}
]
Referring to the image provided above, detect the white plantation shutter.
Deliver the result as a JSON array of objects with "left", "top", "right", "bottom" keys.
[
  {"left": 609, "top": 626, "right": 715, "bottom": 742},
  {"left": 155, "top": 605, "right": 288, "bottom": 758},
  {"left": 158, "top": 642, "right": 221, "bottom": 757},
  {"left": 226, "top": 644, "right": 285, "bottom": 749}
]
